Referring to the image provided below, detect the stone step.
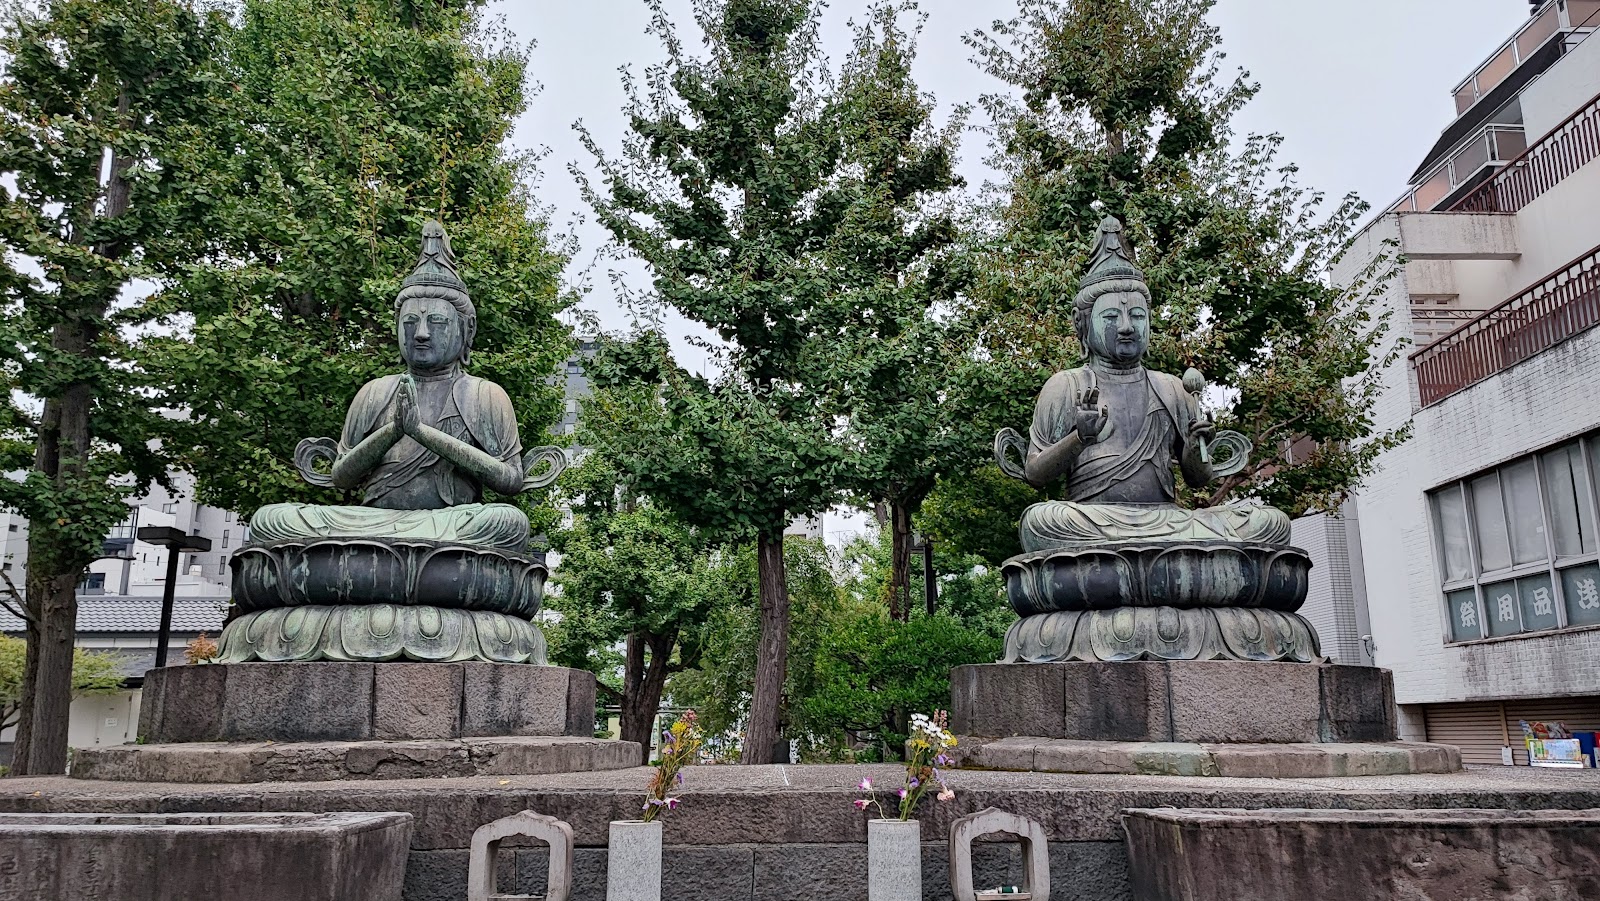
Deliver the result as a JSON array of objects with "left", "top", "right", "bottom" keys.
[
  {"left": 950, "top": 737, "right": 1461, "bottom": 778},
  {"left": 72, "top": 736, "right": 642, "bottom": 783}
]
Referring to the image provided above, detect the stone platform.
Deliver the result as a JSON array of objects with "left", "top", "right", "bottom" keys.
[
  {"left": 139, "top": 662, "right": 598, "bottom": 744},
  {"left": 73, "top": 736, "right": 642, "bottom": 783},
  {"left": 4, "top": 766, "right": 1599, "bottom": 901}
]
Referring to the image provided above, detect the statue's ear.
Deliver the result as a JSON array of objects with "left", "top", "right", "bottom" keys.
[{"left": 461, "top": 317, "right": 477, "bottom": 366}]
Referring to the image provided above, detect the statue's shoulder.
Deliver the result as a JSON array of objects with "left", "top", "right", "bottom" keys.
[
  {"left": 452, "top": 373, "right": 514, "bottom": 409},
  {"left": 1039, "top": 366, "right": 1091, "bottom": 398},
  {"left": 353, "top": 374, "right": 404, "bottom": 404},
  {"left": 1147, "top": 369, "right": 1187, "bottom": 393}
]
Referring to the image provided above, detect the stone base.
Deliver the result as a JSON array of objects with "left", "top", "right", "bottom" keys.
[
  {"left": 1123, "top": 808, "right": 1600, "bottom": 901},
  {"left": 1002, "top": 607, "right": 1321, "bottom": 663},
  {"left": 949, "top": 737, "right": 1461, "bottom": 778},
  {"left": 0, "top": 812, "right": 411, "bottom": 900},
  {"left": 72, "top": 736, "right": 643, "bottom": 783},
  {"left": 1002, "top": 541, "right": 1312, "bottom": 614},
  {"left": 6, "top": 766, "right": 1600, "bottom": 901},
  {"left": 138, "top": 662, "right": 596, "bottom": 744},
  {"left": 951, "top": 661, "right": 1396, "bottom": 744},
  {"left": 217, "top": 605, "right": 548, "bottom": 664}
]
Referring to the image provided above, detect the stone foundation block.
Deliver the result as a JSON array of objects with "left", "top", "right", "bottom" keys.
[
  {"left": 952, "top": 661, "right": 1397, "bottom": 744},
  {"left": 138, "top": 662, "right": 598, "bottom": 744},
  {"left": 0, "top": 812, "right": 411, "bottom": 901}
]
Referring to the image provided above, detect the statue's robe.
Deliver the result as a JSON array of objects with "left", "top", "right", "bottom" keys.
[
  {"left": 1018, "top": 365, "right": 1289, "bottom": 552},
  {"left": 251, "top": 373, "right": 529, "bottom": 551}
]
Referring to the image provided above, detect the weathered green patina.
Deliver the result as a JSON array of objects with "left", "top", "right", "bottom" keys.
[
  {"left": 218, "top": 221, "right": 566, "bottom": 664},
  {"left": 993, "top": 218, "right": 1317, "bottom": 663}
]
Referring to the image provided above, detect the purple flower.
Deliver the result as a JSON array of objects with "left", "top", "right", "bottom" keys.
[
  {"left": 908, "top": 777, "right": 920, "bottom": 790},
  {"left": 853, "top": 799, "right": 870, "bottom": 810},
  {"left": 897, "top": 788, "right": 908, "bottom": 800},
  {"left": 675, "top": 772, "right": 684, "bottom": 785},
  {"left": 665, "top": 798, "right": 681, "bottom": 810},
  {"left": 857, "top": 777, "right": 873, "bottom": 791},
  {"left": 935, "top": 755, "right": 949, "bottom": 766}
]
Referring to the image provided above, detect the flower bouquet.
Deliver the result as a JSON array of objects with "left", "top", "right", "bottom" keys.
[
  {"left": 607, "top": 710, "right": 703, "bottom": 901},
  {"left": 853, "top": 711, "right": 958, "bottom": 901}
]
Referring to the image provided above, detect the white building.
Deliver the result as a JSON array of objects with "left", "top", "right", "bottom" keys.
[
  {"left": 0, "top": 470, "right": 237, "bottom": 754},
  {"left": 1308, "top": 0, "right": 1600, "bottom": 764}
]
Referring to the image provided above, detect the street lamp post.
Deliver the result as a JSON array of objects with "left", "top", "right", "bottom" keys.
[{"left": 135, "top": 526, "right": 212, "bottom": 668}]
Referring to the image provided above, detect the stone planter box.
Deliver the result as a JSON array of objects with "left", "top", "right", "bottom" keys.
[
  {"left": 1123, "top": 807, "right": 1600, "bottom": 900},
  {"left": 0, "top": 812, "right": 411, "bottom": 901}
]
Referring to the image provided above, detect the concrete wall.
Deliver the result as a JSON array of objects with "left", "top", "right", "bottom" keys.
[
  {"left": 1521, "top": 24, "right": 1600, "bottom": 141},
  {"left": 0, "top": 690, "right": 143, "bottom": 750}
]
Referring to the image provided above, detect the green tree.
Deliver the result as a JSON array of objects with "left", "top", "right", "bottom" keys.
[
  {"left": 961, "top": 0, "right": 1406, "bottom": 518},
  {"left": 0, "top": 0, "right": 220, "bottom": 775},
  {"left": 578, "top": 0, "right": 848, "bottom": 764},
  {"left": 819, "top": 4, "right": 976, "bottom": 620},
  {"left": 0, "top": 635, "right": 125, "bottom": 735},
  {"left": 143, "top": 0, "right": 569, "bottom": 517},
  {"left": 547, "top": 430, "right": 731, "bottom": 760}
]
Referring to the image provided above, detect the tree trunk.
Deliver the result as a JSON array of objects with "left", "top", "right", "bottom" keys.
[
  {"left": 887, "top": 500, "right": 913, "bottom": 622},
  {"left": 11, "top": 112, "right": 128, "bottom": 776},
  {"left": 740, "top": 531, "right": 789, "bottom": 765},
  {"left": 619, "top": 631, "right": 676, "bottom": 765}
]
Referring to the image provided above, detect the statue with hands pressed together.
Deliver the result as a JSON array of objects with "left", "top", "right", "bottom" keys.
[{"left": 221, "top": 220, "right": 566, "bottom": 664}]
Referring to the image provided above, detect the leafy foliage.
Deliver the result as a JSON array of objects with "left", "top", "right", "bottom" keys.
[
  {"left": 0, "top": 635, "right": 126, "bottom": 733},
  {"left": 577, "top": 0, "right": 851, "bottom": 763},
  {"left": 143, "top": 0, "right": 570, "bottom": 516},
  {"left": 0, "top": 0, "right": 223, "bottom": 774},
  {"left": 960, "top": 0, "right": 1407, "bottom": 518},
  {"left": 547, "top": 435, "right": 734, "bottom": 752}
]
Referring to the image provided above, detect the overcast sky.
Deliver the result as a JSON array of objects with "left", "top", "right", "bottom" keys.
[
  {"left": 506, "top": 0, "right": 1529, "bottom": 326},
  {"left": 500, "top": 0, "right": 1534, "bottom": 540}
]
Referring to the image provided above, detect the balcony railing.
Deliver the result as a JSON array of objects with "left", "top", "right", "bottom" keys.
[
  {"left": 1449, "top": 89, "right": 1600, "bottom": 214},
  {"left": 1411, "top": 243, "right": 1600, "bottom": 407},
  {"left": 1452, "top": 1, "right": 1600, "bottom": 116},
  {"left": 1390, "top": 125, "right": 1528, "bottom": 213}
]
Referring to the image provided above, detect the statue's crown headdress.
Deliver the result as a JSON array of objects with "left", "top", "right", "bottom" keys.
[
  {"left": 1077, "top": 216, "right": 1144, "bottom": 292},
  {"left": 401, "top": 219, "right": 469, "bottom": 297}
]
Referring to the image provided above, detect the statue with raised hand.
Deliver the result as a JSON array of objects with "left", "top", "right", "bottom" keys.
[
  {"left": 991, "top": 217, "right": 1318, "bottom": 664},
  {"left": 220, "top": 220, "right": 567, "bottom": 664}
]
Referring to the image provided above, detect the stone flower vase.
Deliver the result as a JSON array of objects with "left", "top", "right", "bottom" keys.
[
  {"left": 868, "top": 818, "right": 922, "bottom": 901},
  {"left": 606, "top": 819, "right": 663, "bottom": 901}
]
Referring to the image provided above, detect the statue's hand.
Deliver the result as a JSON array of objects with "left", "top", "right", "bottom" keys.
[
  {"left": 1187, "top": 414, "right": 1216, "bottom": 446},
  {"left": 395, "top": 377, "right": 421, "bottom": 438},
  {"left": 1074, "top": 386, "right": 1109, "bottom": 444}
]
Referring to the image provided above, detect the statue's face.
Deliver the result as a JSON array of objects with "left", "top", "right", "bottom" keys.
[
  {"left": 1086, "top": 290, "right": 1150, "bottom": 365},
  {"left": 397, "top": 297, "right": 465, "bottom": 372}
]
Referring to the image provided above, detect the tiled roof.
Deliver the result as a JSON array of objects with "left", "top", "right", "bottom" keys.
[{"left": 0, "top": 596, "right": 229, "bottom": 634}]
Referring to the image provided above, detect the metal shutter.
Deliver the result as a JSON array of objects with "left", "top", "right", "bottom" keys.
[
  {"left": 1424, "top": 697, "right": 1600, "bottom": 765},
  {"left": 1423, "top": 702, "right": 1511, "bottom": 766}
]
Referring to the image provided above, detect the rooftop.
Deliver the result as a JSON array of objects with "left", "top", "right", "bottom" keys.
[{"left": 0, "top": 596, "right": 228, "bottom": 635}]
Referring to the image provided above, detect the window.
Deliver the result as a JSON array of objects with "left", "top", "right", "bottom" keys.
[
  {"left": 7, "top": 523, "right": 16, "bottom": 533},
  {"left": 221, "top": 530, "right": 230, "bottom": 549},
  {"left": 162, "top": 502, "right": 176, "bottom": 514},
  {"left": 1430, "top": 435, "right": 1600, "bottom": 643}
]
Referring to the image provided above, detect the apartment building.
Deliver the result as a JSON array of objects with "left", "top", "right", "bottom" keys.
[{"left": 1306, "top": 0, "right": 1600, "bottom": 764}]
